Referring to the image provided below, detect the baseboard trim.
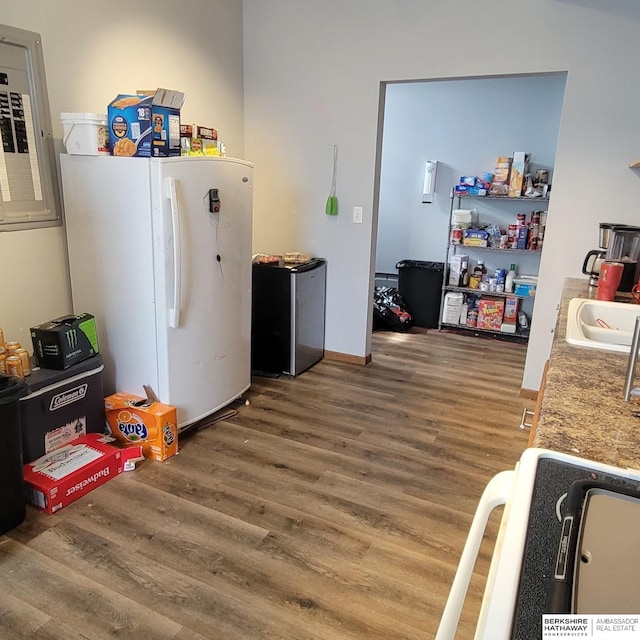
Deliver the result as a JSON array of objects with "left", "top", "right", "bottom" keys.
[
  {"left": 324, "top": 350, "right": 372, "bottom": 366},
  {"left": 519, "top": 388, "right": 539, "bottom": 401}
]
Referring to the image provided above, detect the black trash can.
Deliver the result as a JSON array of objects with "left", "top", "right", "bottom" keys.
[
  {"left": 396, "top": 260, "right": 445, "bottom": 329},
  {"left": 0, "top": 374, "right": 29, "bottom": 535}
]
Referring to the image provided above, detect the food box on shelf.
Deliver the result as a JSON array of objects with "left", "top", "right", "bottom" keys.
[
  {"left": 463, "top": 229, "right": 490, "bottom": 247},
  {"left": 501, "top": 296, "right": 519, "bottom": 333},
  {"left": 493, "top": 156, "right": 512, "bottom": 184},
  {"left": 509, "top": 151, "right": 527, "bottom": 197},
  {"left": 513, "top": 276, "right": 537, "bottom": 297},
  {"left": 477, "top": 297, "right": 505, "bottom": 330},
  {"left": 448, "top": 254, "right": 469, "bottom": 285}
]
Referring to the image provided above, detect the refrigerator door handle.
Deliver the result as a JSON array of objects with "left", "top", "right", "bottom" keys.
[{"left": 166, "top": 177, "right": 182, "bottom": 329}]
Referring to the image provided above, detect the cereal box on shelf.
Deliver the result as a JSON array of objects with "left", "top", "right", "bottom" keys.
[{"left": 477, "top": 297, "right": 505, "bottom": 330}]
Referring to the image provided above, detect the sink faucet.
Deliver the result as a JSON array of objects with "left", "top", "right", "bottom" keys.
[{"left": 623, "top": 316, "right": 640, "bottom": 401}]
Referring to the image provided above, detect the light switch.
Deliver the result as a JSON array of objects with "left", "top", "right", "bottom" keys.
[{"left": 353, "top": 206, "right": 363, "bottom": 224}]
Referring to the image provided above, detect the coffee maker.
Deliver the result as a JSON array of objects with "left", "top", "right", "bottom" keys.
[
  {"left": 605, "top": 224, "right": 640, "bottom": 292},
  {"left": 582, "top": 223, "right": 615, "bottom": 287}
]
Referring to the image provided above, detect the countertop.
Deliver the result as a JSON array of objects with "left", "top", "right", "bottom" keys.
[{"left": 531, "top": 277, "right": 640, "bottom": 470}]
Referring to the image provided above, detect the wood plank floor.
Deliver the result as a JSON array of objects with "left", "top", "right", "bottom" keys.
[{"left": 2, "top": 330, "right": 530, "bottom": 639}]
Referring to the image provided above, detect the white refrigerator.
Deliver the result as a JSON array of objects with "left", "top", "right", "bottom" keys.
[{"left": 60, "top": 155, "right": 253, "bottom": 430}]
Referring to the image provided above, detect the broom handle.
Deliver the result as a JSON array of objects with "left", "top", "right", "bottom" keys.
[{"left": 330, "top": 145, "right": 338, "bottom": 195}]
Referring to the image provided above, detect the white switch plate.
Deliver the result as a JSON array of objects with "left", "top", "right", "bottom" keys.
[{"left": 353, "top": 206, "right": 363, "bottom": 224}]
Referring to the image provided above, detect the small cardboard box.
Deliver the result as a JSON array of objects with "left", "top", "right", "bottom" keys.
[
  {"left": 514, "top": 277, "right": 537, "bottom": 297},
  {"left": 463, "top": 229, "right": 490, "bottom": 247},
  {"left": 448, "top": 254, "right": 469, "bottom": 286},
  {"left": 149, "top": 89, "right": 185, "bottom": 157},
  {"left": 503, "top": 296, "right": 519, "bottom": 324},
  {"left": 104, "top": 391, "right": 178, "bottom": 462},
  {"left": 108, "top": 89, "right": 184, "bottom": 157},
  {"left": 180, "top": 123, "right": 219, "bottom": 156},
  {"left": 501, "top": 296, "right": 519, "bottom": 333},
  {"left": 477, "top": 297, "right": 505, "bottom": 330},
  {"left": 493, "top": 157, "right": 512, "bottom": 184},
  {"left": 24, "top": 433, "right": 123, "bottom": 515},
  {"left": 108, "top": 94, "right": 153, "bottom": 157},
  {"left": 31, "top": 313, "right": 99, "bottom": 370},
  {"left": 509, "top": 151, "right": 527, "bottom": 197}
]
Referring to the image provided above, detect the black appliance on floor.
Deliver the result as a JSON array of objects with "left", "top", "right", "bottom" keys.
[{"left": 252, "top": 258, "right": 326, "bottom": 376}]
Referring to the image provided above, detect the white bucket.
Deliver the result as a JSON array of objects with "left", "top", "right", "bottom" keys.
[{"left": 60, "top": 112, "right": 110, "bottom": 155}]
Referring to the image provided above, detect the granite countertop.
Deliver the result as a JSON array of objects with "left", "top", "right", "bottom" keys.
[{"left": 532, "top": 277, "right": 640, "bottom": 470}]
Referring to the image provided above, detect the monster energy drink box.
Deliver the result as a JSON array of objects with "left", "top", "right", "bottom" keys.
[
  {"left": 19, "top": 354, "right": 105, "bottom": 463},
  {"left": 30, "top": 313, "right": 99, "bottom": 370}
]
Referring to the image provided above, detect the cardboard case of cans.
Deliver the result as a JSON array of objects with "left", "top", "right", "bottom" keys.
[
  {"left": 104, "top": 391, "right": 178, "bottom": 462},
  {"left": 24, "top": 433, "right": 123, "bottom": 514}
]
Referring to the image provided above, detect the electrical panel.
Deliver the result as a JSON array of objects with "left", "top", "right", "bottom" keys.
[{"left": 0, "top": 24, "right": 60, "bottom": 230}]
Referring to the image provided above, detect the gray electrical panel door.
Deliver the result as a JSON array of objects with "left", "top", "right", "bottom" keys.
[{"left": 0, "top": 24, "right": 60, "bottom": 230}]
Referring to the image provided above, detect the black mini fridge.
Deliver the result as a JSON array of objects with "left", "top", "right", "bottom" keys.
[{"left": 252, "top": 258, "right": 326, "bottom": 376}]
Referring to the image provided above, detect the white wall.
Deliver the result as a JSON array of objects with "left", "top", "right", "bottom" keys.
[
  {"left": 0, "top": 0, "right": 245, "bottom": 345},
  {"left": 376, "top": 74, "right": 566, "bottom": 274},
  {"left": 243, "top": 0, "right": 640, "bottom": 390}
]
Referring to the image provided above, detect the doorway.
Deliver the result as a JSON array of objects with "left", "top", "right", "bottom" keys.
[{"left": 372, "top": 72, "right": 567, "bottom": 334}]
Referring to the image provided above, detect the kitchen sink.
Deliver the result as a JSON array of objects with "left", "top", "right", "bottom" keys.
[{"left": 566, "top": 297, "right": 640, "bottom": 353}]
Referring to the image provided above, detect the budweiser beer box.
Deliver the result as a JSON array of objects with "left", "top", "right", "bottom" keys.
[
  {"left": 19, "top": 355, "right": 105, "bottom": 463},
  {"left": 104, "top": 391, "right": 178, "bottom": 462},
  {"left": 24, "top": 433, "right": 123, "bottom": 514}
]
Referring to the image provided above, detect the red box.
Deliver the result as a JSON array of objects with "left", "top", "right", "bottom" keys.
[
  {"left": 477, "top": 297, "right": 505, "bottom": 330},
  {"left": 23, "top": 433, "right": 123, "bottom": 514}
]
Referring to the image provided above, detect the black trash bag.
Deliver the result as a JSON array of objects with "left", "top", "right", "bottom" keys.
[
  {"left": 373, "top": 286, "right": 413, "bottom": 332},
  {"left": 0, "top": 374, "right": 29, "bottom": 535}
]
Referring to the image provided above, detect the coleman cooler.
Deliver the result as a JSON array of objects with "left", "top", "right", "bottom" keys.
[{"left": 19, "top": 354, "right": 106, "bottom": 464}]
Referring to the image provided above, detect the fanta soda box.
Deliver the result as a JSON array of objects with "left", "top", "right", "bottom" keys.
[{"left": 104, "top": 392, "right": 178, "bottom": 462}]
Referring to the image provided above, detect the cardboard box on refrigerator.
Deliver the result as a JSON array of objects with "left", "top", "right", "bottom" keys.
[
  {"left": 108, "top": 89, "right": 185, "bottom": 158},
  {"left": 108, "top": 94, "right": 153, "bottom": 157},
  {"left": 23, "top": 433, "right": 123, "bottom": 515},
  {"left": 104, "top": 391, "right": 178, "bottom": 462},
  {"left": 148, "top": 88, "right": 185, "bottom": 157}
]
